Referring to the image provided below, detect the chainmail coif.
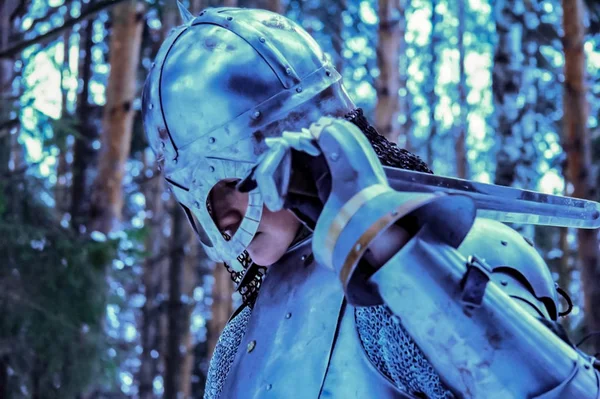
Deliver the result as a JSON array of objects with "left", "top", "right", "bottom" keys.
[{"left": 205, "top": 109, "right": 454, "bottom": 399}]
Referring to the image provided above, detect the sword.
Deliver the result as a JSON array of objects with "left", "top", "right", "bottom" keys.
[
  {"left": 241, "top": 125, "right": 600, "bottom": 230},
  {"left": 384, "top": 166, "right": 600, "bottom": 229}
]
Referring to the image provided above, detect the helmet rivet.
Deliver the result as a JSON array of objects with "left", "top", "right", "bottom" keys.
[
  {"left": 501, "top": 240, "right": 508, "bottom": 246},
  {"left": 325, "top": 69, "right": 331, "bottom": 76},
  {"left": 149, "top": 103, "right": 153, "bottom": 109},
  {"left": 209, "top": 166, "right": 215, "bottom": 172},
  {"left": 161, "top": 141, "right": 166, "bottom": 148},
  {"left": 301, "top": 254, "right": 307, "bottom": 261},
  {"left": 329, "top": 152, "right": 339, "bottom": 161},
  {"left": 285, "top": 67, "right": 292, "bottom": 75},
  {"left": 501, "top": 280, "right": 508, "bottom": 286},
  {"left": 266, "top": 384, "right": 272, "bottom": 391},
  {"left": 200, "top": 11, "right": 205, "bottom": 16},
  {"left": 285, "top": 312, "right": 292, "bottom": 319},
  {"left": 227, "top": 16, "right": 233, "bottom": 21},
  {"left": 355, "top": 243, "right": 362, "bottom": 252},
  {"left": 259, "top": 37, "right": 266, "bottom": 43},
  {"left": 194, "top": 201, "right": 200, "bottom": 208},
  {"left": 296, "top": 86, "right": 303, "bottom": 93},
  {"left": 252, "top": 111, "right": 261, "bottom": 119},
  {"left": 209, "top": 137, "right": 216, "bottom": 144},
  {"left": 151, "top": 62, "right": 155, "bottom": 68}
]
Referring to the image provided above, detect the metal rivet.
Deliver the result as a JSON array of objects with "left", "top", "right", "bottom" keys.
[
  {"left": 325, "top": 69, "right": 331, "bottom": 76},
  {"left": 194, "top": 201, "right": 200, "bottom": 208},
  {"left": 247, "top": 340, "right": 256, "bottom": 353},
  {"left": 161, "top": 141, "right": 166, "bottom": 148},
  {"left": 259, "top": 36, "right": 266, "bottom": 43},
  {"left": 266, "top": 384, "right": 272, "bottom": 391},
  {"left": 296, "top": 86, "right": 303, "bottom": 93},
  {"left": 151, "top": 62, "right": 156, "bottom": 68},
  {"left": 391, "top": 210, "right": 398, "bottom": 216},
  {"left": 227, "top": 16, "right": 233, "bottom": 21},
  {"left": 300, "top": 255, "right": 307, "bottom": 261},
  {"left": 252, "top": 111, "right": 261, "bottom": 119},
  {"left": 355, "top": 243, "right": 362, "bottom": 252},
  {"left": 285, "top": 67, "right": 292, "bottom": 75},
  {"left": 209, "top": 166, "right": 215, "bottom": 172},
  {"left": 585, "top": 364, "right": 591, "bottom": 370},
  {"left": 500, "top": 280, "right": 508, "bottom": 286},
  {"left": 149, "top": 103, "right": 154, "bottom": 109},
  {"left": 329, "top": 152, "right": 339, "bottom": 161},
  {"left": 209, "top": 137, "right": 216, "bottom": 144},
  {"left": 501, "top": 240, "right": 508, "bottom": 246},
  {"left": 200, "top": 11, "right": 205, "bottom": 16},
  {"left": 285, "top": 312, "right": 292, "bottom": 319}
]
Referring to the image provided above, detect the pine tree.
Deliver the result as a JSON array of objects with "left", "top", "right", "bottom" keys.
[
  {"left": 89, "top": 1, "right": 145, "bottom": 234},
  {"left": 561, "top": 0, "right": 600, "bottom": 353},
  {"left": 374, "top": 0, "right": 407, "bottom": 144}
]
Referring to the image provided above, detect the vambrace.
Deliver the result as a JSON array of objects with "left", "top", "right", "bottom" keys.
[
  {"left": 369, "top": 210, "right": 600, "bottom": 398},
  {"left": 307, "top": 118, "right": 600, "bottom": 398}
]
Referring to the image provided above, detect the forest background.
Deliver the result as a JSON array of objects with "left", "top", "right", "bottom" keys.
[{"left": 1, "top": 0, "right": 600, "bottom": 397}]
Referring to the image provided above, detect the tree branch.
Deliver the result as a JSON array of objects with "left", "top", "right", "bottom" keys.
[{"left": 0, "top": 0, "right": 131, "bottom": 59}]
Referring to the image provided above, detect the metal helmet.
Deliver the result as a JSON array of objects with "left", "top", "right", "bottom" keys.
[{"left": 142, "top": 6, "right": 345, "bottom": 271}]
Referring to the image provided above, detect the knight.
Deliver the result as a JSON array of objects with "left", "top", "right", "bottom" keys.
[{"left": 142, "top": 6, "right": 600, "bottom": 398}]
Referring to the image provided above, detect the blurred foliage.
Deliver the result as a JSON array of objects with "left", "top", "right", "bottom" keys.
[{"left": 0, "top": 176, "right": 118, "bottom": 397}]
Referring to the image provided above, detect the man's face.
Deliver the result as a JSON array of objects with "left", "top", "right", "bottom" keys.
[{"left": 208, "top": 179, "right": 301, "bottom": 266}]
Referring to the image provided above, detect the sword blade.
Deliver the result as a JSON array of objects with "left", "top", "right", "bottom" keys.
[{"left": 384, "top": 167, "right": 600, "bottom": 229}]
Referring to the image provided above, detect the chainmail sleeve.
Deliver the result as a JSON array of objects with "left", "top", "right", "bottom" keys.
[
  {"left": 204, "top": 305, "right": 252, "bottom": 399},
  {"left": 355, "top": 305, "right": 455, "bottom": 399}
]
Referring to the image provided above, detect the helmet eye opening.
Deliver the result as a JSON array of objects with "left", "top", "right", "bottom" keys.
[{"left": 180, "top": 203, "right": 214, "bottom": 248}]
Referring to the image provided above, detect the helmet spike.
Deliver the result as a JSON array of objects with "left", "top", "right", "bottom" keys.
[{"left": 177, "top": 1, "right": 194, "bottom": 24}]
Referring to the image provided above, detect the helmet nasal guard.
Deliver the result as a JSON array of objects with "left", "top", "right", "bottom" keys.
[{"left": 142, "top": 7, "right": 342, "bottom": 271}]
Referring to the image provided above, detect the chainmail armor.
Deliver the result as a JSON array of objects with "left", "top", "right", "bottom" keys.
[
  {"left": 355, "top": 306, "right": 454, "bottom": 399},
  {"left": 205, "top": 109, "right": 454, "bottom": 398},
  {"left": 204, "top": 305, "right": 252, "bottom": 399}
]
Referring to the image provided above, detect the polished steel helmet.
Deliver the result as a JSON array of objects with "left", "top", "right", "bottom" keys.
[{"left": 142, "top": 7, "right": 344, "bottom": 271}]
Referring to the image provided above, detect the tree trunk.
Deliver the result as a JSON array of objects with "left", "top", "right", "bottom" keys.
[
  {"left": 455, "top": 0, "right": 468, "bottom": 179},
  {"left": 493, "top": 0, "right": 525, "bottom": 187},
  {"left": 179, "top": 237, "right": 199, "bottom": 398},
  {"left": 330, "top": 0, "right": 346, "bottom": 74},
  {"left": 56, "top": 29, "right": 72, "bottom": 216},
  {"left": 561, "top": 0, "right": 600, "bottom": 353},
  {"left": 89, "top": 1, "right": 145, "bottom": 233},
  {"left": 207, "top": 263, "right": 234, "bottom": 359},
  {"left": 164, "top": 204, "right": 190, "bottom": 399},
  {"left": 0, "top": 7, "right": 16, "bottom": 393},
  {"left": 0, "top": 0, "right": 19, "bottom": 175},
  {"left": 426, "top": 2, "right": 440, "bottom": 166},
  {"left": 374, "top": 0, "right": 405, "bottom": 144},
  {"left": 71, "top": 17, "right": 96, "bottom": 231},
  {"left": 249, "top": 0, "right": 283, "bottom": 13},
  {"left": 140, "top": 4, "right": 179, "bottom": 397},
  {"left": 139, "top": 160, "right": 168, "bottom": 399}
]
